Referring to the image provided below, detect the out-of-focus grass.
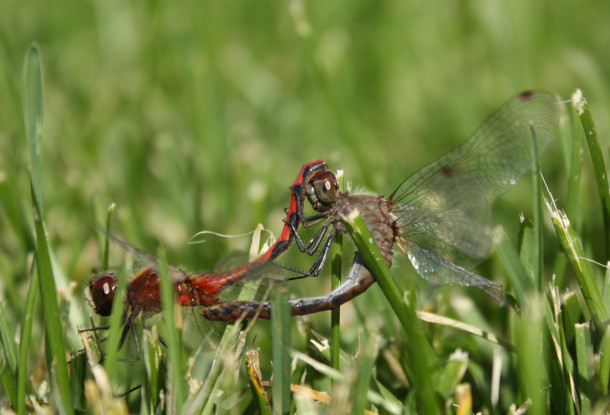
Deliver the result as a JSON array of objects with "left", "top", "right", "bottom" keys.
[{"left": 1, "top": 0, "right": 610, "bottom": 413}]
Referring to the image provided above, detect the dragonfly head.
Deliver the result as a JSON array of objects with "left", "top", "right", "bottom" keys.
[
  {"left": 85, "top": 272, "right": 118, "bottom": 317},
  {"left": 306, "top": 169, "right": 339, "bottom": 212}
]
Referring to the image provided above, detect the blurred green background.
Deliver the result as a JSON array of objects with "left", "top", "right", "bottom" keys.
[{"left": 1, "top": 0, "right": 609, "bottom": 350}]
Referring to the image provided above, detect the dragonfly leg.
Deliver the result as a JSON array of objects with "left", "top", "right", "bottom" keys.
[
  {"left": 201, "top": 253, "right": 375, "bottom": 322},
  {"left": 291, "top": 228, "right": 337, "bottom": 279},
  {"left": 303, "top": 223, "right": 331, "bottom": 255},
  {"left": 286, "top": 213, "right": 330, "bottom": 253},
  {"left": 278, "top": 227, "right": 337, "bottom": 279}
]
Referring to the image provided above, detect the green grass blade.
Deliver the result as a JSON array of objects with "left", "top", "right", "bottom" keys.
[
  {"left": 574, "top": 323, "right": 592, "bottom": 413},
  {"left": 496, "top": 228, "right": 533, "bottom": 305},
  {"left": 565, "top": 90, "right": 584, "bottom": 221},
  {"left": 271, "top": 288, "right": 292, "bottom": 415},
  {"left": 330, "top": 229, "right": 342, "bottom": 374},
  {"left": 575, "top": 90, "right": 610, "bottom": 260},
  {"left": 24, "top": 43, "right": 44, "bottom": 217},
  {"left": 329, "top": 169, "right": 345, "bottom": 390},
  {"left": 561, "top": 292, "right": 582, "bottom": 350},
  {"left": 529, "top": 125, "right": 544, "bottom": 291},
  {"left": 309, "top": 330, "right": 352, "bottom": 367},
  {"left": 158, "top": 246, "right": 185, "bottom": 412},
  {"left": 30, "top": 185, "right": 73, "bottom": 414},
  {"left": 352, "top": 329, "right": 380, "bottom": 415},
  {"left": 68, "top": 347, "right": 87, "bottom": 411},
  {"left": 435, "top": 350, "right": 468, "bottom": 400},
  {"left": 330, "top": 170, "right": 345, "bottom": 376},
  {"left": 515, "top": 295, "right": 547, "bottom": 415},
  {"left": 0, "top": 305, "right": 18, "bottom": 407},
  {"left": 599, "top": 325, "right": 610, "bottom": 393},
  {"left": 603, "top": 262, "right": 610, "bottom": 311},
  {"left": 16, "top": 260, "right": 37, "bottom": 415},
  {"left": 544, "top": 190, "right": 610, "bottom": 329},
  {"left": 371, "top": 377, "right": 402, "bottom": 413},
  {"left": 103, "top": 203, "right": 115, "bottom": 270},
  {"left": 24, "top": 43, "right": 73, "bottom": 414},
  {"left": 545, "top": 287, "right": 578, "bottom": 412},
  {"left": 142, "top": 328, "right": 164, "bottom": 412},
  {"left": 517, "top": 218, "right": 538, "bottom": 289},
  {"left": 339, "top": 210, "right": 440, "bottom": 414},
  {"left": 551, "top": 90, "right": 584, "bottom": 291}
]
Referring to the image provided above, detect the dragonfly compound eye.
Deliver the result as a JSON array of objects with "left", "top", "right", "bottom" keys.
[
  {"left": 311, "top": 170, "right": 338, "bottom": 207},
  {"left": 86, "top": 273, "right": 118, "bottom": 317}
]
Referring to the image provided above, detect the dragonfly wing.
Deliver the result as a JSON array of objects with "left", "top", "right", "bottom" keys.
[
  {"left": 101, "top": 231, "right": 189, "bottom": 281},
  {"left": 391, "top": 90, "right": 559, "bottom": 204},
  {"left": 394, "top": 171, "right": 493, "bottom": 267},
  {"left": 405, "top": 242, "right": 505, "bottom": 304},
  {"left": 391, "top": 90, "right": 559, "bottom": 267}
]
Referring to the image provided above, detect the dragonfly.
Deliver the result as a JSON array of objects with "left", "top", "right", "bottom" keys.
[
  {"left": 85, "top": 159, "right": 331, "bottom": 340},
  {"left": 199, "top": 90, "right": 561, "bottom": 321}
]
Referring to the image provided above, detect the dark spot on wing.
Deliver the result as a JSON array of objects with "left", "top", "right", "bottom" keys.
[
  {"left": 441, "top": 167, "right": 455, "bottom": 177},
  {"left": 519, "top": 91, "right": 536, "bottom": 101}
]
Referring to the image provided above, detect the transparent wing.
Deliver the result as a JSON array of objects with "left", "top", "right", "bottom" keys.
[
  {"left": 405, "top": 242, "right": 505, "bottom": 304},
  {"left": 392, "top": 90, "right": 559, "bottom": 271},
  {"left": 99, "top": 231, "right": 189, "bottom": 281}
]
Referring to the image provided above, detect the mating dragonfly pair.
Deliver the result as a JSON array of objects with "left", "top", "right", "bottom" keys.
[{"left": 86, "top": 90, "right": 560, "bottom": 331}]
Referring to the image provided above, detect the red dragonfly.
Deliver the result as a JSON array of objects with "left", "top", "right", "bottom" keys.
[
  {"left": 199, "top": 90, "right": 561, "bottom": 321},
  {"left": 85, "top": 159, "right": 330, "bottom": 330}
]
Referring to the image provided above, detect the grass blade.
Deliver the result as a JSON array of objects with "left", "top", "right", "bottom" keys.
[
  {"left": 142, "top": 328, "right": 165, "bottom": 412},
  {"left": 602, "top": 262, "right": 610, "bottom": 314},
  {"left": 574, "top": 90, "right": 610, "bottom": 260},
  {"left": 330, "top": 169, "right": 345, "bottom": 376},
  {"left": 0, "top": 305, "right": 18, "bottom": 407},
  {"left": 24, "top": 43, "right": 73, "bottom": 414},
  {"left": 552, "top": 91, "right": 586, "bottom": 288},
  {"left": 31, "top": 184, "right": 73, "bottom": 413},
  {"left": 517, "top": 218, "right": 538, "bottom": 290},
  {"left": 599, "top": 326, "right": 610, "bottom": 393},
  {"left": 565, "top": 90, "right": 584, "bottom": 221},
  {"left": 339, "top": 209, "right": 440, "bottom": 414},
  {"left": 546, "top": 287, "right": 578, "bottom": 412},
  {"left": 24, "top": 43, "right": 44, "bottom": 217},
  {"left": 330, "top": 232, "right": 342, "bottom": 373},
  {"left": 352, "top": 328, "right": 380, "bottom": 415},
  {"left": 515, "top": 295, "right": 547, "bottom": 415},
  {"left": 495, "top": 228, "right": 533, "bottom": 305},
  {"left": 544, "top": 187, "right": 610, "bottom": 329},
  {"left": 103, "top": 203, "right": 115, "bottom": 270},
  {"left": 271, "top": 288, "right": 292, "bottom": 415},
  {"left": 435, "top": 350, "right": 468, "bottom": 400},
  {"left": 574, "top": 323, "right": 592, "bottom": 413},
  {"left": 158, "top": 246, "right": 185, "bottom": 412},
  {"left": 529, "top": 124, "right": 544, "bottom": 291},
  {"left": 16, "top": 259, "right": 37, "bottom": 415}
]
